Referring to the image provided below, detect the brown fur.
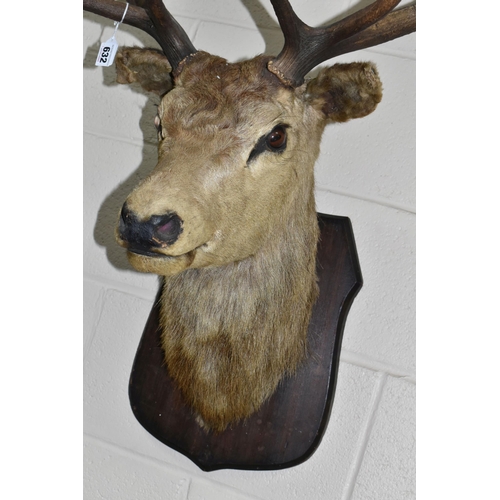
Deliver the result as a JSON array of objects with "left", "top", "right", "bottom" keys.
[
  {"left": 306, "top": 63, "right": 383, "bottom": 122},
  {"left": 116, "top": 48, "right": 173, "bottom": 95},
  {"left": 114, "top": 49, "right": 382, "bottom": 432}
]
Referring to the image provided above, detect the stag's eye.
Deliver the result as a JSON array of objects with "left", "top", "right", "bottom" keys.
[
  {"left": 154, "top": 114, "right": 163, "bottom": 139},
  {"left": 247, "top": 124, "right": 288, "bottom": 164},
  {"left": 266, "top": 126, "right": 287, "bottom": 150}
]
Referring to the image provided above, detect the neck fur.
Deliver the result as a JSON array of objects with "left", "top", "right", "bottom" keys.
[{"left": 159, "top": 196, "right": 319, "bottom": 432}]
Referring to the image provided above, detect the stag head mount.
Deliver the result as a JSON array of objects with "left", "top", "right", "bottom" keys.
[{"left": 84, "top": 0, "right": 415, "bottom": 432}]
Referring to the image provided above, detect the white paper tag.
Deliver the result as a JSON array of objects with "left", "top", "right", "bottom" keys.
[{"left": 95, "top": 36, "right": 118, "bottom": 67}]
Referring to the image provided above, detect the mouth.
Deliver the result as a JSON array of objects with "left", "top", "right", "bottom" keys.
[
  {"left": 126, "top": 246, "right": 171, "bottom": 258},
  {"left": 126, "top": 242, "right": 206, "bottom": 260}
]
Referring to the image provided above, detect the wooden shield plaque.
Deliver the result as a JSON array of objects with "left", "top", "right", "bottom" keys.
[{"left": 128, "top": 213, "right": 363, "bottom": 471}]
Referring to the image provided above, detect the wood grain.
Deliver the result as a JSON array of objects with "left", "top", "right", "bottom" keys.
[{"left": 128, "top": 213, "right": 362, "bottom": 471}]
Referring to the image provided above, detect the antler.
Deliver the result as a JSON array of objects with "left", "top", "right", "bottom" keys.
[
  {"left": 83, "top": 0, "right": 197, "bottom": 69},
  {"left": 268, "top": 0, "right": 416, "bottom": 87},
  {"left": 84, "top": 0, "right": 415, "bottom": 85}
]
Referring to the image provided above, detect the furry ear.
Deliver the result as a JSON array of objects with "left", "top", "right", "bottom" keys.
[
  {"left": 305, "top": 62, "right": 383, "bottom": 123},
  {"left": 115, "top": 47, "right": 173, "bottom": 96}
]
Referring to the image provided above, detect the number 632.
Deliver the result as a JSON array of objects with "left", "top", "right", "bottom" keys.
[{"left": 99, "top": 46, "right": 110, "bottom": 63}]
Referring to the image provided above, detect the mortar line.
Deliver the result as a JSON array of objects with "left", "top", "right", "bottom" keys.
[
  {"left": 84, "top": 433, "right": 192, "bottom": 497},
  {"left": 365, "top": 45, "right": 416, "bottom": 61},
  {"left": 315, "top": 186, "right": 416, "bottom": 214},
  {"left": 83, "top": 273, "right": 159, "bottom": 302},
  {"left": 83, "top": 285, "right": 106, "bottom": 361},
  {"left": 341, "top": 372, "right": 388, "bottom": 500},
  {"left": 84, "top": 433, "right": 266, "bottom": 500},
  {"left": 340, "top": 349, "right": 415, "bottom": 383},
  {"left": 171, "top": 11, "right": 266, "bottom": 32},
  {"left": 83, "top": 128, "right": 155, "bottom": 148}
]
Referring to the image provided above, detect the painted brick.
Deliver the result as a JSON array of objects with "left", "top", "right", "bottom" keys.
[
  {"left": 188, "top": 478, "right": 262, "bottom": 500},
  {"left": 193, "top": 21, "right": 284, "bottom": 61},
  {"left": 84, "top": 289, "right": 153, "bottom": 444},
  {"left": 165, "top": 0, "right": 352, "bottom": 30},
  {"left": 83, "top": 132, "right": 160, "bottom": 292},
  {"left": 83, "top": 288, "right": 196, "bottom": 470},
  {"left": 316, "top": 191, "right": 415, "bottom": 374},
  {"left": 351, "top": 376, "right": 416, "bottom": 500},
  {"left": 314, "top": 50, "right": 416, "bottom": 210},
  {"left": 83, "top": 279, "right": 104, "bottom": 358},
  {"left": 84, "top": 436, "right": 190, "bottom": 500}
]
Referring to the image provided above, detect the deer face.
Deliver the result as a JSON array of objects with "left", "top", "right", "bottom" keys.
[
  {"left": 86, "top": 0, "right": 414, "bottom": 433},
  {"left": 116, "top": 50, "right": 382, "bottom": 275}
]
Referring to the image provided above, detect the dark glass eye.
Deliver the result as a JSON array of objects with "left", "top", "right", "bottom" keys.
[
  {"left": 154, "top": 114, "right": 162, "bottom": 138},
  {"left": 247, "top": 124, "right": 289, "bottom": 164},
  {"left": 266, "top": 126, "right": 287, "bottom": 150}
]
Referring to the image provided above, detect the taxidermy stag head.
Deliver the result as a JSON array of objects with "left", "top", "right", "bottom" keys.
[{"left": 84, "top": 0, "right": 416, "bottom": 432}]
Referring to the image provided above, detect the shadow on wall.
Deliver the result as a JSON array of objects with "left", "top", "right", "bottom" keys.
[
  {"left": 91, "top": 134, "right": 160, "bottom": 274},
  {"left": 84, "top": 13, "right": 165, "bottom": 273}
]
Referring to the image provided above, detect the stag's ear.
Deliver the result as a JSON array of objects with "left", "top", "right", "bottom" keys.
[
  {"left": 305, "top": 62, "right": 382, "bottom": 123},
  {"left": 115, "top": 47, "right": 174, "bottom": 96}
]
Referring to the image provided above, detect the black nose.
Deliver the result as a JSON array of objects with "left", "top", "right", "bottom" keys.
[{"left": 119, "top": 203, "right": 183, "bottom": 252}]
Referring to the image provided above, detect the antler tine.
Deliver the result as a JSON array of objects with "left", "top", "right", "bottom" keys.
[
  {"left": 132, "top": 0, "right": 197, "bottom": 69},
  {"left": 84, "top": 0, "right": 158, "bottom": 40},
  {"left": 330, "top": 4, "right": 416, "bottom": 59},
  {"left": 83, "top": 0, "right": 197, "bottom": 70},
  {"left": 268, "top": 0, "right": 414, "bottom": 87}
]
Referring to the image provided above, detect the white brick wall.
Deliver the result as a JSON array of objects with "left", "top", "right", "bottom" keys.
[{"left": 83, "top": 1, "right": 415, "bottom": 498}]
